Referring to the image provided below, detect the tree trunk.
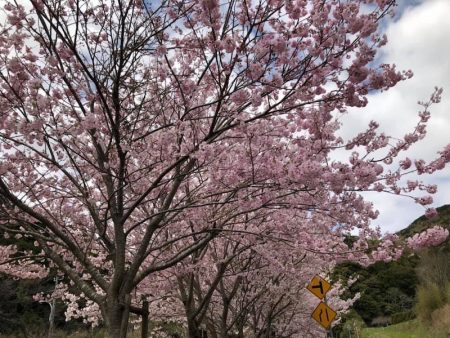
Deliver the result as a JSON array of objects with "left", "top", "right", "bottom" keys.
[
  {"left": 104, "top": 300, "right": 131, "bottom": 338},
  {"left": 141, "top": 298, "right": 149, "bottom": 338},
  {"left": 187, "top": 320, "right": 208, "bottom": 338},
  {"left": 47, "top": 299, "right": 56, "bottom": 338}
]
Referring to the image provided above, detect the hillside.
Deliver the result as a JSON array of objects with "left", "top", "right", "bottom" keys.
[
  {"left": 334, "top": 205, "right": 450, "bottom": 335},
  {"left": 397, "top": 204, "right": 450, "bottom": 239}
]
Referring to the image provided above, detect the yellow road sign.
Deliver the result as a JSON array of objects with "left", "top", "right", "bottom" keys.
[
  {"left": 311, "top": 302, "right": 337, "bottom": 329},
  {"left": 306, "top": 275, "right": 331, "bottom": 299}
]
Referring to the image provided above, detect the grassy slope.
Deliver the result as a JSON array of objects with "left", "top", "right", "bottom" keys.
[{"left": 362, "top": 320, "right": 449, "bottom": 338}]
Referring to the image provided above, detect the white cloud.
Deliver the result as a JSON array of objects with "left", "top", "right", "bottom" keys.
[{"left": 340, "top": 0, "right": 450, "bottom": 233}]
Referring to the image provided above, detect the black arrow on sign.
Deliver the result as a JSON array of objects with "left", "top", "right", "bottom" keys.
[
  {"left": 318, "top": 307, "right": 330, "bottom": 324},
  {"left": 312, "top": 280, "right": 324, "bottom": 295}
]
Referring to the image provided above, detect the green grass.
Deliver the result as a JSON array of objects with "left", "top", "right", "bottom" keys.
[{"left": 362, "top": 320, "right": 449, "bottom": 338}]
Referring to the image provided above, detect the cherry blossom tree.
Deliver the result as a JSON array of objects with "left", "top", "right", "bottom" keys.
[
  {"left": 126, "top": 218, "right": 364, "bottom": 338},
  {"left": 0, "top": 0, "right": 449, "bottom": 337},
  {"left": 154, "top": 207, "right": 403, "bottom": 338}
]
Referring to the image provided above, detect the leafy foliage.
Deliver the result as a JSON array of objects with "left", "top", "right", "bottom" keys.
[
  {"left": 336, "top": 205, "right": 450, "bottom": 329},
  {"left": 0, "top": 274, "right": 55, "bottom": 335},
  {"left": 334, "top": 256, "right": 418, "bottom": 325}
]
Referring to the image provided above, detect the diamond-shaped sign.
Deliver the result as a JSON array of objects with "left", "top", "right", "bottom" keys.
[
  {"left": 306, "top": 275, "right": 331, "bottom": 300},
  {"left": 311, "top": 301, "right": 337, "bottom": 329}
]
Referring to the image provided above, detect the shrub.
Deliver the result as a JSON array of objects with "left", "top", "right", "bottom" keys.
[
  {"left": 340, "top": 311, "right": 366, "bottom": 338},
  {"left": 416, "top": 250, "right": 450, "bottom": 291},
  {"left": 391, "top": 310, "right": 415, "bottom": 324},
  {"left": 431, "top": 303, "right": 450, "bottom": 335},
  {"left": 415, "top": 283, "right": 446, "bottom": 323}
]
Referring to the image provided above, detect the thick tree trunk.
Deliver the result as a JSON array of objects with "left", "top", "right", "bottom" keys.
[
  {"left": 104, "top": 299, "right": 131, "bottom": 338},
  {"left": 187, "top": 320, "right": 208, "bottom": 338}
]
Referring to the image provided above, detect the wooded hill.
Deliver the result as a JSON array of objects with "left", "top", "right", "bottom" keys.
[
  {"left": 398, "top": 204, "right": 450, "bottom": 249},
  {"left": 334, "top": 204, "right": 450, "bottom": 334}
]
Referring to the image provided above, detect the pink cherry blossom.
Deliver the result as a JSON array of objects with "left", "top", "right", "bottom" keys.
[
  {"left": 0, "top": 1, "right": 449, "bottom": 337},
  {"left": 407, "top": 226, "right": 449, "bottom": 251}
]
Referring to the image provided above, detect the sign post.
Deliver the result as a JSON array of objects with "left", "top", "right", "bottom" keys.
[{"left": 307, "top": 275, "right": 336, "bottom": 337}]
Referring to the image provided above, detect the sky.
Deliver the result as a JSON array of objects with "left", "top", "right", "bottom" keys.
[{"left": 340, "top": 0, "right": 450, "bottom": 233}]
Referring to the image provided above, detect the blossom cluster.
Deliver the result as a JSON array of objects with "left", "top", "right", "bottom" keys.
[{"left": 407, "top": 226, "right": 449, "bottom": 251}]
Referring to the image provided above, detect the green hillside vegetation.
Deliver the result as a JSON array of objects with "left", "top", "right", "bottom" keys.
[
  {"left": 335, "top": 205, "right": 450, "bottom": 337},
  {"left": 0, "top": 230, "right": 90, "bottom": 335},
  {"left": 398, "top": 205, "right": 450, "bottom": 245},
  {"left": 0, "top": 274, "right": 91, "bottom": 336},
  {"left": 339, "top": 256, "right": 418, "bottom": 325}
]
